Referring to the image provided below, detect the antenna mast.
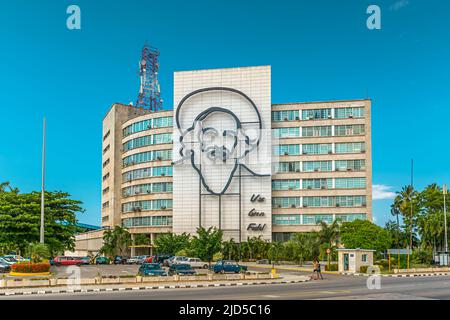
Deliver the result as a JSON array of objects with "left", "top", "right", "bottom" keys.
[{"left": 136, "top": 44, "right": 163, "bottom": 111}]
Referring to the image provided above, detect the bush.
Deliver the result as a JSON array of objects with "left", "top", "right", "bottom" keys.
[
  {"left": 359, "top": 265, "right": 383, "bottom": 273},
  {"left": 325, "top": 263, "right": 338, "bottom": 271},
  {"left": 11, "top": 263, "right": 50, "bottom": 273},
  {"left": 375, "top": 259, "right": 389, "bottom": 269},
  {"left": 359, "top": 266, "right": 368, "bottom": 273}
]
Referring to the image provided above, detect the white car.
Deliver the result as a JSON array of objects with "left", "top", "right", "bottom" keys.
[
  {"left": 127, "top": 256, "right": 140, "bottom": 264},
  {"left": 185, "top": 257, "right": 208, "bottom": 269},
  {"left": 4, "top": 255, "right": 29, "bottom": 262},
  {"left": 168, "top": 256, "right": 188, "bottom": 267}
]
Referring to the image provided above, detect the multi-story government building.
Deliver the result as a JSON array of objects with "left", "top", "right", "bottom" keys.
[{"left": 100, "top": 65, "right": 372, "bottom": 252}]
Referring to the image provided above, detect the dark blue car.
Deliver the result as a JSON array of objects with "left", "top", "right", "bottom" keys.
[
  {"left": 168, "top": 263, "right": 196, "bottom": 276},
  {"left": 138, "top": 263, "right": 167, "bottom": 276},
  {"left": 212, "top": 260, "right": 248, "bottom": 274}
]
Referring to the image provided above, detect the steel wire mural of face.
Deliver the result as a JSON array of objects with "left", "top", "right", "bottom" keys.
[{"left": 174, "top": 87, "right": 268, "bottom": 195}]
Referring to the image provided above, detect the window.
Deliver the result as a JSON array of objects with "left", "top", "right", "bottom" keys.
[
  {"left": 103, "top": 130, "right": 110, "bottom": 141},
  {"left": 302, "top": 179, "right": 332, "bottom": 190},
  {"left": 272, "top": 215, "right": 301, "bottom": 225},
  {"left": 272, "top": 233, "right": 294, "bottom": 242},
  {"left": 102, "top": 201, "right": 109, "bottom": 209},
  {"left": 335, "top": 142, "right": 365, "bottom": 154},
  {"left": 122, "top": 216, "right": 173, "bottom": 227},
  {"left": 302, "top": 161, "right": 332, "bottom": 172},
  {"left": 103, "top": 144, "right": 110, "bottom": 154},
  {"left": 362, "top": 254, "right": 368, "bottom": 262},
  {"left": 335, "top": 107, "right": 364, "bottom": 119},
  {"left": 122, "top": 166, "right": 173, "bottom": 182},
  {"left": 335, "top": 160, "right": 366, "bottom": 171},
  {"left": 303, "top": 215, "right": 333, "bottom": 225},
  {"left": 122, "top": 199, "right": 173, "bottom": 213},
  {"left": 303, "top": 197, "right": 334, "bottom": 207},
  {"left": 102, "top": 187, "right": 109, "bottom": 195},
  {"left": 122, "top": 182, "right": 173, "bottom": 197},
  {"left": 272, "top": 180, "right": 300, "bottom": 190},
  {"left": 335, "top": 196, "right": 366, "bottom": 207},
  {"left": 335, "top": 178, "right": 366, "bottom": 189},
  {"left": 335, "top": 124, "right": 365, "bottom": 136},
  {"left": 302, "top": 108, "right": 331, "bottom": 120},
  {"left": 123, "top": 149, "right": 172, "bottom": 167},
  {"left": 274, "top": 161, "right": 301, "bottom": 173},
  {"left": 302, "top": 126, "right": 332, "bottom": 137},
  {"left": 123, "top": 116, "right": 173, "bottom": 137},
  {"left": 272, "top": 110, "right": 300, "bottom": 122},
  {"left": 336, "top": 214, "right": 366, "bottom": 222},
  {"left": 272, "top": 197, "right": 301, "bottom": 208},
  {"left": 123, "top": 133, "right": 172, "bottom": 152},
  {"left": 102, "top": 158, "right": 110, "bottom": 168},
  {"left": 274, "top": 144, "right": 300, "bottom": 156},
  {"left": 302, "top": 143, "right": 332, "bottom": 155},
  {"left": 102, "top": 173, "right": 110, "bottom": 181},
  {"left": 272, "top": 127, "right": 300, "bottom": 138},
  {"left": 102, "top": 216, "right": 109, "bottom": 223}
]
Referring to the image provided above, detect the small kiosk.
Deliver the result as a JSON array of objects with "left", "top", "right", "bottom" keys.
[{"left": 337, "top": 248, "right": 375, "bottom": 273}]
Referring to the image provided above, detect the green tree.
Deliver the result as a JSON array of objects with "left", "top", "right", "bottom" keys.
[
  {"left": 133, "top": 234, "right": 150, "bottom": 246},
  {"left": 190, "top": 227, "right": 223, "bottom": 265},
  {"left": 100, "top": 226, "right": 132, "bottom": 259},
  {"left": 154, "top": 233, "right": 190, "bottom": 255},
  {"left": 391, "top": 185, "right": 420, "bottom": 248},
  {"left": 291, "top": 232, "right": 319, "bottom": 264},
  {"left": 0, "top": 184, "right": 83, "bottom": 256},
  {"left": 340, "top": 220, "right": 391, "bottom": 256},
  {"left": 268, "top": 241, "right": 284, "bottom": 264},
  {"left": 222, "top": 238, "right": 240, "bottom": 260}
]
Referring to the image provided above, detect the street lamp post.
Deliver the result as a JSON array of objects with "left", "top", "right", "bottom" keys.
[
  {"left": 444, "top": 184, "right": 448, "bottom": 265},
  {"left": 40, "top": 117, "right": 46, "bottom": 244}
]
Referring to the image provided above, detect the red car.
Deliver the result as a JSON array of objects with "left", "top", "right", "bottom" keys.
[
  {"left": 144, "top": 256, "right": 156, "bottom": 263},
  {"left": 52, "top": 256, "right": 84, "bottom": 266}
]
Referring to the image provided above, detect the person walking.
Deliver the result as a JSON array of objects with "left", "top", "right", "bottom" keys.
[
  {"left": 311, "top": 258, "right": 319, "bottom": 280},
  {"left": 316, "top": 258, "right": 323, "bottom": 280}
]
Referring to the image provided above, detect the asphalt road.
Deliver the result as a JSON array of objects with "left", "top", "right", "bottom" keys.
[{"left": 4, "top": 273, "right": 450, "bottom": 300}]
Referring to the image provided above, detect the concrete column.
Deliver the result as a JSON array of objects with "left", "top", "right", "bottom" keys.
[
  {"left": 131, "top": 234, "right": 136, "bottom": 256},
  {"left": 150, "top": 233, "right": 155, "bottom": 256}
]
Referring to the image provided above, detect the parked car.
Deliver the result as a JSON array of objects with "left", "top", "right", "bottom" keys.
[
  {"left": 138, "top": 263, "right": 167, "bottom": 276},
  {"left": 168, "top": 263, "right": 196, "bottom": 276},
  {"left": 185, "top": 258, "right": 209, "bottom": 269},
  {"left": 4, "top": 255, "right": 29, "bottom": 262},
  {"left": 52, "top": 256, "right": 84, "bottom": 266},
  {"left": 137, "top": 255, "right": 152, "bottom": 264},
  {"left": 95, "top": 256, "right": 110, "bottom": 265},
  {"left": 127, "top": 256, "right": 141, "bottom": 264},
  {"left": 0, "top": 261, "right": 11, "bottom": 273},
  {"left": 167, "top": 256, "right": 188, "bottom": 267},
  {"left": 114, "top": 256, "right": 129, "bottom": 265},
  {"left": 144, "top": 256, "right": 156, "bottom": 263},
  {"left": 78, "top": 257, "right": 91, "bottom": 265},
  {"left": 0, "top": 257, "right": 17, "bottom": 266},
  {"left": 155, "top": 254, "right": 172, "bottom": 264},
  {"left": 212, "top": 260, "right": 248, "bottom": 274}
]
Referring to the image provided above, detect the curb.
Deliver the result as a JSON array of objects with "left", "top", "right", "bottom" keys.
[
  {"left": 0, "top": 278, "right": 310, "bottom": 297},
  {"left": 340, "top": 272, "right": 450, "bottom": 278}
]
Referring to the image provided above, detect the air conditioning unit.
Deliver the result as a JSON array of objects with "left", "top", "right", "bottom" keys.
[
  {"left": 303, "top": 151, "right": 308, "bottom": 155},
  {"left": 307, "top": 186, "right": 312, "bottom": 189},
  {"left": 295, "top": 169, "right": 300, "bottom": 172},
  {"left": 295, "top": 116, "right": 300, "bottom": 120},
  {"left": 161, "top": 173, "right": 166, "bottom": 176},
  {"left": 328, "top": 115, "right": 332, "bottom": 119},
  {"left": 147, "top": 190, "right": 151, "bottom": 194},
  {"left": 303, "top": 204, "right": 308, "bottom": 208},
  {"left": 161, "top": 206, "right": 167, "bottom": 210},
  {"left": 361, "top": 150, "right": 366, "bottom": 153},
  {"left": 157, "top": 156, "right": 162, "bottom": 160},
  {"left": 277, "top": 205, "right": 282, "bottom": 208},
  {"left": 291, "top": 204, "right": 296, "bottom": 208},
  {"left": 336, "top": 204, "right": 340, "bottom": 207},
  {"left": 328, "top": 151, "right": 333, "bottom": 154},
  {"left": 284, "top": 117, "right": 289, "bottom": 121},
  {"left": 321, "top": 186, "right": 326, "bottom": 189},
  {"left": 362, "top": 203, "right": 367, "bottom": 207},
  {"left": 347, "top": 168, "right": 352, "bottom": 171},
  {"left": 314, "top": 168, "right": 319, "bottom": 172},
  {"left": 349, "top": 115, "right": 354, "bottom": 118},
  {"left": 284, "top": 152, "right": 289, "bottom": 156}
]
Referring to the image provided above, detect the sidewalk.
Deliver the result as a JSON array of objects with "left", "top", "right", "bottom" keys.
[
  {"left": 0, "top": 274, "right": 310, "bottom": 297},
  {"left": 245, "top": 262, "right": 340, "bottom": 275}
]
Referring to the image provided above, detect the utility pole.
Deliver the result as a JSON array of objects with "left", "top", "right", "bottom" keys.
[
  {"left": 407, "top": 159, "right": 414, "bottom": 270},
  {"left": 444, "top": 184, "right": 448, "bottom": 265},
  {"left": 40, "top": 117, "right": 46, "bottom": 244}
]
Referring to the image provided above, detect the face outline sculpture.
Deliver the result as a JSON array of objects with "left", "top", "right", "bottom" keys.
[{"left": 174, "top": 87, "right": 268, "bottom": 196}]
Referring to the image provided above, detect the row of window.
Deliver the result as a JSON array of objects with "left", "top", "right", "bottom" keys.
[
  {"left": 122, "top": 199, "right": 173, "bottom": 213},
  {"left": 122, "top": 215, "right": 173, "bottom": 228},
  {"left": 123, "top": 116, "right": 173, "bottom": 137},
  {"left": 272, "top": 177, "right": 366, "bottom": 190},
  {"left": 272, "top": 213, "right": 366, "bottom": 225},
  {"left": 123, "top": 182, "right": 173, "bottom": 197},
  {"left": 123, "top": 166, "right": 173, "bottom": 182},
  {"left": 274, "top": 142, "right": 365, "bottom": 155},
  {"left": 275, "top": 160, "right": 366, "bottom": 173},
  {"left": 123, "top": 149, "right": 172, "bottom": 167},
  {"left": 123, "top": 133, "right": 172, "bottom": 152},
  {"left": 273, "top": 124, "right": 365, "bottom": 138},
  {"left": 272, "top": 196, "right": 367, "bottom": 208},
  {"left": 272, "top": 107, "right": 365, "bottom": 122}
]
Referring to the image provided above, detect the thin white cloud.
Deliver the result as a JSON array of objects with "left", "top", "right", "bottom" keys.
[
  {"left": 373, "top": 184, "right": 396, "bottom": 200},
  {"left": 390, "top": 0, "right": 409, "bottom": 11}
]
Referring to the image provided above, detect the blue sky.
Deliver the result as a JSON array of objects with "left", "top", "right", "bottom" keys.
[{"left": 1, "top": 0, "right": 449, "bottom": 227}]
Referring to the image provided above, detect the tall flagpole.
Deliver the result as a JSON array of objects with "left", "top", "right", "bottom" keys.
[{"left": 40, "top": 117, "right": 46, "bottom": 244}]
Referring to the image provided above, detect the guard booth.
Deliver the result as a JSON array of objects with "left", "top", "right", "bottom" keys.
[{"left": 337, "top": 248, "right": 375, "bottom": 273}]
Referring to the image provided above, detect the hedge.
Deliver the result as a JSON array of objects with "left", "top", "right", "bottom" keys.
[
  {"left": 325, "top": 263, "right": 338, "bottom": 271},
  {"left": 11, "top": 263, "right": 50, "bottom": 273}
]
